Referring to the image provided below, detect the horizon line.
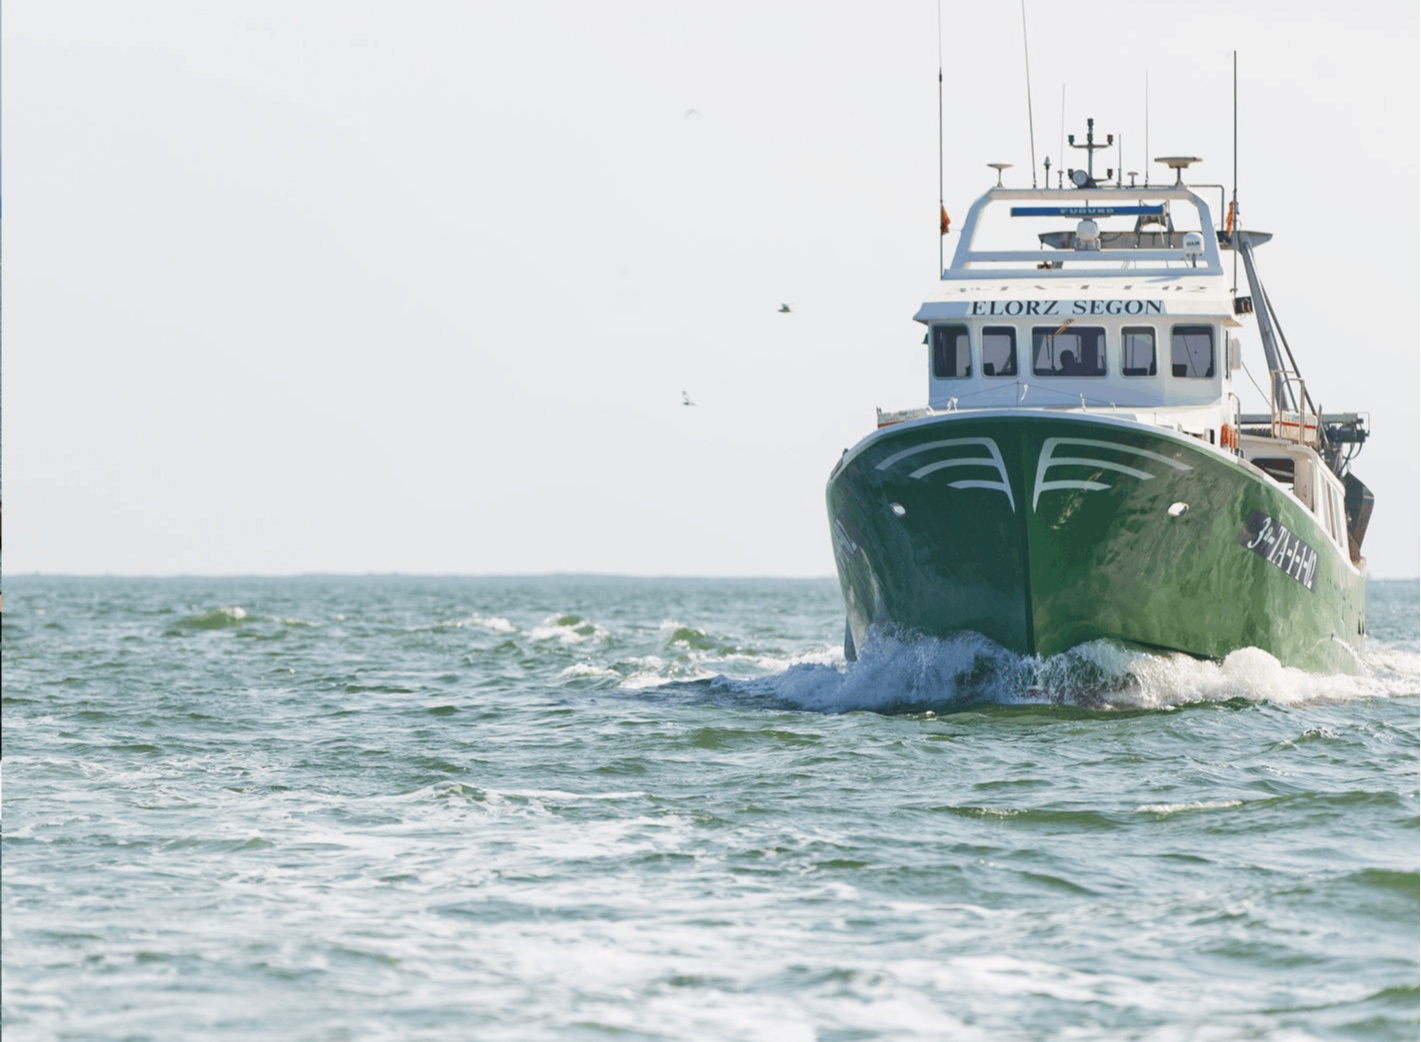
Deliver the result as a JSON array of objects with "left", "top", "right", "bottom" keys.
[
  {"left": 4, "top": 571, "right": 849, "bottom": 581},
  {"left": 6, "top": 572, "right": 1419, "bottom": 585}
]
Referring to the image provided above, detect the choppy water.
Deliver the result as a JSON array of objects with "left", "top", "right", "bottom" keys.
[{"left": 4, "top": 576, "right": 1417, "bottom": 1041}]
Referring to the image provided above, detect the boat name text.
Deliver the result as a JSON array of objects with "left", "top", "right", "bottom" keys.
[
  {"left": 968, "top": 299, "right": 1165, "bottom": 317},
  {"left": 1237, "top": 510, "right": 1318, "bottom": 593}
]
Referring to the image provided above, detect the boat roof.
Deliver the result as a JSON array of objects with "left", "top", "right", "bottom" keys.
[{"left": 943, "top": 185, "right": 1229, "bottom": 281}]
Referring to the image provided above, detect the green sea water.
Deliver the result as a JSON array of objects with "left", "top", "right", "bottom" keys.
[{"left": 3, "top": 576, "right": 1417, "bottom": 1040}]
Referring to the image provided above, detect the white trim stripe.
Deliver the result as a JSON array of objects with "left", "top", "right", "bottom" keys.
[
  {"left": 1033, "top": 436, "right": 1192, "bottom": 511},
  {"left": 876, "top": 436, "right": 1016, "bottom": 513}
]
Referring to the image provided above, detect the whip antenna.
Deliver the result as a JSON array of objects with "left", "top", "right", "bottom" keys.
[
  {"left": 1058, "top": 85, "right": 1066, "bottom": 187},
  {"left": 1019, "top": 0, "right": 1037, "bottom": 186},
  {"left": 1144, "top": 72, "right": 1150, "bottom": 186},
  {"left": 938, "top": 0, "right": 945, "bottom": 275},
  {"left": 1232, "top": 50, "right": 1239, "bottom": 295}
]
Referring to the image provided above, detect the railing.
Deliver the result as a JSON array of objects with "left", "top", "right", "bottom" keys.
[{"left": 1271, "top": 375, "right": 1318, "bottom": 446}]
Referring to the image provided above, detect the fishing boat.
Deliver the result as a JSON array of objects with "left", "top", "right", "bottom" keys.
[{"left": 826, "top": 121, "right": 1372, "bottom": 674}]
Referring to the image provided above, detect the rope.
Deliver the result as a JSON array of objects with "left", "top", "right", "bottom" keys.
[{"left": 1239, "top": 359, "right": 1270, "bottom": 410}]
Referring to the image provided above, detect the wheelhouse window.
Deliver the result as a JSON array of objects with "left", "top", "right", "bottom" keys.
[
  {"left": 1032, "top": 325, "right": 1105, "bottom": 376},
  {"left": 1171, "top": 325, "right": 1215, "bottom": 378},
  {"left": 1121, "top": 326, "right": 1157, "bottom": 377},
  {"left": 981, "top": 326, "right": 1017, "bottom": 377},
  {"left": 931, "top": 324, "right": 971, "bottom": 378}
]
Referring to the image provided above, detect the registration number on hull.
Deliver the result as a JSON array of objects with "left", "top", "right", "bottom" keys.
[{"left": 1237, "top": 510, "right": 1318, "bottom": 593}]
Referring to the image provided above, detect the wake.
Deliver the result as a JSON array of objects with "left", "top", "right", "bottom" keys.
[{"left": 649, "top": 631, "right": 1419, "bottom": 714}]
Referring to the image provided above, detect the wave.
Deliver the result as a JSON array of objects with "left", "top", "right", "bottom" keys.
[
  {"left": 659, "top": 620, "right": 720, "bottom": 651},
  {"left": 528, "top": 613, "right": 608, "bottom": 644},
  {"left": 174, "top": 606, "right": 251, "bottom": 630},
  {"left": 420, "top": 612, "right": 517, "bottom": 634},
  {"left": 1135, "top": 800, "right": 1245, "bottom": 814},
  {"left": 164, "top": 606, "right": 321, "bottom": 635}
]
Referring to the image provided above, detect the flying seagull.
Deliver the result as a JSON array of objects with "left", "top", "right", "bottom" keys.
[
  {"left": 778, "top": 303, "right": 792, "bottom": 313},
  {"left": 684, "top": 109, "right": 702, "bottom": 119},
  {"left": 682, "top": 391, "right": 698, "bottom": 406}
]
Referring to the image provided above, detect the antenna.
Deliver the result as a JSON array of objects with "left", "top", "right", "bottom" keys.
[
  {"left": 1059, "top": 85, "right": 1066, "bottom": 189},
  {"left": 1144, "top": 72, "right": 1150, "bottom": 186},
  {"left": 1232, "top": 49, "right": 1239, "bottom": 295},
  {"left": 1019, "top": 0, "right": 1037, "bottom": 186},
  {"left": 938, "top": 0, "right": 944, "bottom": 276}
]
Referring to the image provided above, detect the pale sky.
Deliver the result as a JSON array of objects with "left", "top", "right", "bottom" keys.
[{"left": 6, "top": 0, "right": 1418, "bottom": 577}]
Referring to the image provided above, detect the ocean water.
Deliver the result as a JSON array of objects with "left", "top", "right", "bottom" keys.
[{"left": 3, "top": 575, "right": 1417, "bottom": 1041}]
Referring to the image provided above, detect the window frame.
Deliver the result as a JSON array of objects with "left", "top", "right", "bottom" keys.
[
  {"left": 980, "top": 325, "right": 1018, "bottom": 378},
  {"left": 1170, "top": 324, "right": 1216, "bottom": 379},
  {"left": 1030, "top": 325, "right": 1107, "bottom": 378},
  {"left": 1327, "top": 484, "right": 1346, "bottom": 550},
  {"left": 1120, "top": 325, "right": 1158, "bottom": 378},
  {"left": 930, "top": 323, "right": 972, "bottom": 380}
]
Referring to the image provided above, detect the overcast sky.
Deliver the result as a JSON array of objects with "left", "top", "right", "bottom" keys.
[{"left": 6, "top": 0, "right": 1418, "bottom": 577}]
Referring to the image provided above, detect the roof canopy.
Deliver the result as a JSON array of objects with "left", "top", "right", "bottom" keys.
[{"left": 945, "top": 186, "right": 1225, "bottom": 281}]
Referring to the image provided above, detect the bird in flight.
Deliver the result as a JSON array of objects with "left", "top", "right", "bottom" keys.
[
  {"left": 684, "top": 109, "right": 701, "bottom": 119},
  {"left": 682, "top": 391, "right": 698, "bottom": 406},
  {"left": 778, "top": 303, "right": 792, "bottom": 313}
]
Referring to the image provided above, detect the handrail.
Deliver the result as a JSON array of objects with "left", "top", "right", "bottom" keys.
[{"left": 1271, "top": 375, "right": 1318, "bottom": 447}]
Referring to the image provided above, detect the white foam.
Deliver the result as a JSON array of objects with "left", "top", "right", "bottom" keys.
[
  {"left": 728, "top": 631, "right": 1417, "bottom": 713},
  {"left": 1121, "top": 643, "right": 1420, "bottom": 706},
  {"left": 471, "top": 613, "right": 516, "bottom": 633},
  {"left": 417, "top": 612, "right": 515, "bottom": 633},
  {"left": 621, "top": 667, "right": 719, "bottom": 689},
  {"left": 270, "top": 615, "right": 318, "bottom": 627},
  {"left": 494, "top": 788, "right": 648, "bottom": 801},
  {"left": 559, "top": 663, "right": 620, "bottom": 679},
  {"left": 1362, "top": 645, "right": 1421, "bottom": 683},
  {"left": 1135, "top": 800, "right": 1245, "bottom": 814},
  {"left": 670, "top": 644, "right": 844, "bottom": 680},
  {"left": 529, "top": 614, "right": 608, "bottom": 644}
]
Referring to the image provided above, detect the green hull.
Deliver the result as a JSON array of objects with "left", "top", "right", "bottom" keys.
[{"left": 827, "top": 411, "right": 1366, "bottom": 674}]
